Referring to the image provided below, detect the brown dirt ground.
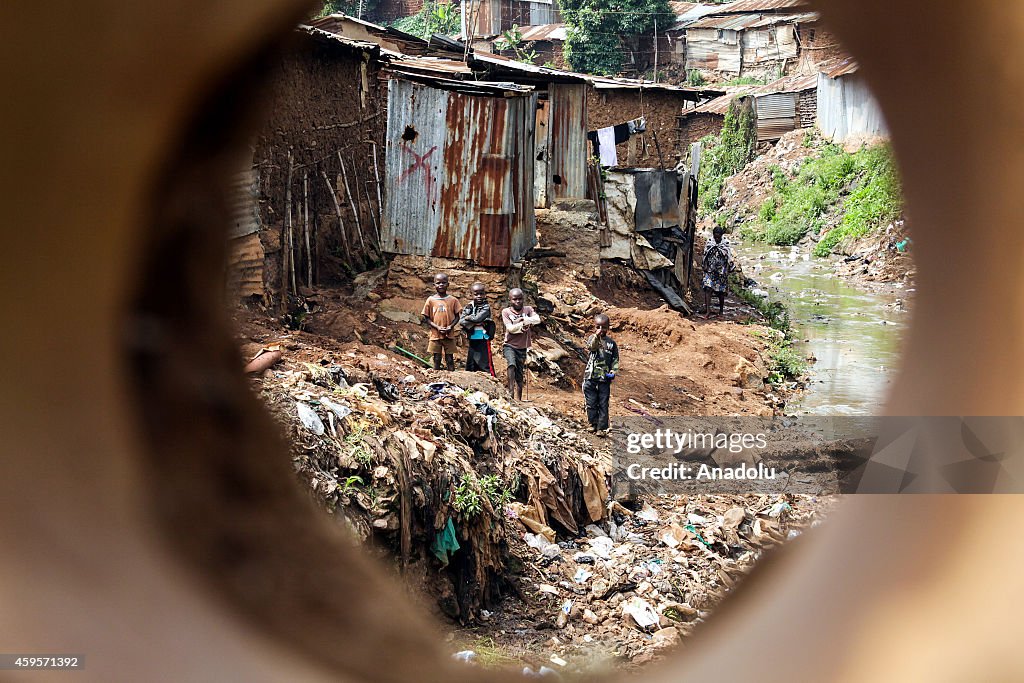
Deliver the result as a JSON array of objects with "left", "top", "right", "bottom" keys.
[{"left": 236, "top": 257, "right": 789, "bottom": 427}]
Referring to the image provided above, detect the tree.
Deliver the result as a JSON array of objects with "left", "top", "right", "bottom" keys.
[
  {"left": 391, "top": 1, "right": 461, "bottom": 39},
  {"left": 560, "top": 0, "right": 673, "bottom": 75},
  {"left": 494, "top": 26, "right": 539, "bottom": 65},
  {"left": 315, "top": 0, "right": 379, "bottom": 19}
]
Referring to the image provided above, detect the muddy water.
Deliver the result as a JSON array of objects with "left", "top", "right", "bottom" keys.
[{"left": 735, "top": 242, "right": 908, "bottom": 416}]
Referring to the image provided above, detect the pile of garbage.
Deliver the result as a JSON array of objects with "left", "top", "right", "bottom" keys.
[
  {"left": 456, "top": 492, "right": 832, "bottom": 671},
  {"left": 255, "top": 354, "right": 610, "bottom": 623}
]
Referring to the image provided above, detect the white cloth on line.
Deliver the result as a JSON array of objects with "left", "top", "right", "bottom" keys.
[{"left": 597, "top": 126, "right": 617, "bottom": 167}]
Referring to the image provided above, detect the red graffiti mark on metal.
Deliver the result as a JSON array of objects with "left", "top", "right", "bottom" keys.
[
  {"left": 435, "top": 93, "right": 519, "bottom": 266},
  {"left": 399, "top": 143, "right": 437, "bottom": 200}
]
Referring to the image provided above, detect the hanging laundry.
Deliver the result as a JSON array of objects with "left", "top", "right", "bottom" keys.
[
  {"left": 597, "top": 126, "right": 617, "bottom": 166},
  {"left": 613, "top": 123, "right": 631, "bottom": 145}
]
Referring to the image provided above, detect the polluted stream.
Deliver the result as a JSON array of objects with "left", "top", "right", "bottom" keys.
[{"left": 736, "top": 241, "right": 909, "bottom": 415}]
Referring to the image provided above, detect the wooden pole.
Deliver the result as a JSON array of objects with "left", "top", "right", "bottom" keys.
[
  {"left": 337, "top": 151, "right": 367, "bottom": 256},
  {"left": 285, "top": 149, "right": 296, "bottom": 295},
  {"left": 321, "top": 169, "right": 353, "bottom": 269},
  {"left": 303, "top": 171, "right": 312, "bottom": 288},
  {"left": 371, "top": 142, "right": 384, "bottom": 226},
  {"left": 653, "top": 15, "right": 659, "bottom": 83},
  {"left": 351, "top": 158, "right": 380, "bottom": 258}
]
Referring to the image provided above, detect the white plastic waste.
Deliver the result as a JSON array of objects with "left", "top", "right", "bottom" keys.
[
  {"left": 296, "top": 402, "right": 324, "bottom": 435},
  {"left": 320, "top": 397, "right": 352, "bottom": 421},
  {"left": 588, "top": 536, "right": 614, "bottom": 559}
]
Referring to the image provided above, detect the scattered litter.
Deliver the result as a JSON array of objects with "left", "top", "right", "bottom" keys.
[
  {"left": 622, "top": 596, "right": 659, "bottom": 631},
  {"left": 296, "top": 402, "right": 324, "bottom": 435}
]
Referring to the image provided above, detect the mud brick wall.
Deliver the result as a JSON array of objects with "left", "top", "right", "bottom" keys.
[
  {"left": 678, "top": 113, "right": 724, "bottom": 148},
  {"left": 797, "top": 23, "right": 848, "bottom": 70},
  {"left": 587, "top": 89, "right": 691, "bottom": 167},
  {"left": 254, "top": 35, "right": 387, "bottom": 304}
]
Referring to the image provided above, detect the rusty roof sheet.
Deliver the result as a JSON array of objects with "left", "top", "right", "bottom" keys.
[
  {"left": 590, "top": 73, "right": 723, "bottom": 99},
  {"left": 297, "top": 25, "right": 381, "bottom": 53},
  {"left": 309, "top": 13, "right": 387, "bottom": 32},
  {"left": 683, "top": 72, "right": 816, "bottom": 116},
  {"left": 821, "top": 56, "right": 859, "bottom": 78},
  {"left": 470, "top": 51, "right": 591, "bottom": 83},
  {"left": 715, "top": 0, "right": 808, "bottom": 13},
  {"left": 519, "top": 23, "right": 568, "bottom": 42},
  {"left": 670, "top": 4, "right": 724, "bottom": 30},
  {"left": 383, "top": 50, "right": 475, "bottom": 75},
  {"left": 389, "top": 72, "right": 533, "bottom": 95},
  {"left": 669, "top": 2, "right": 702, "bottom": 16},
  {"left": 687, "top": 11, "right": 815, "bottom": 30}
]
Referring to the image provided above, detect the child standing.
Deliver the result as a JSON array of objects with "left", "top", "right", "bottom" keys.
[
  {"left": 421, "top": 273, "right": 462, "bottom": 371},
  {"left": 582, "top": 314, "right": 619, "bottom": 436},
  {"left": 500, "top": 288, "right": 541, "bottom": 401},
  {"left": 702, "top": 226, "right": 732, "bottom": 317},
  {"left": 459, "top": 282, "right": 495, "bottom": 375}
]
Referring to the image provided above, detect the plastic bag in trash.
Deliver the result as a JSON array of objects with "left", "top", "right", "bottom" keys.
[
  {"left": 320, "top": 397, "right": 352, "bottom": 421},
  {"left": 296, "top": 402, "right": 324, "bottom": 435}
]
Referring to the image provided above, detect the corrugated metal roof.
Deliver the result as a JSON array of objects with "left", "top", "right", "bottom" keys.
[
  {"left": 715, "top": 0, "right": 808, "bottom": 13},
  {"left": 821, "top": 56, "right": 859, "bottom": 78},
  {"left": 297, "top": 25, "right": 380, "bottom": 53},
  {"left": 669, "top": 2, "right": 702, "bottom": 17},
  {"left": 589, "top": 74, "right": 723, "bottom": 100},
  {"left": 470, "top": 51, "right": 591, "bottom": 83},
  {"left": 670, "top": 3, "right": 723, "bottom": 30},
  {"left": 519, "top": 23, "right": 567, "bottom": 42},
  {"left": 682, "top": 72, "right": 816, "bottom": 117},
  {"left": 687, "top": 11, "right": 815, "bottom": 30},
  {"left": 309, "top": 13, "right": 386, "bottom": 33}
]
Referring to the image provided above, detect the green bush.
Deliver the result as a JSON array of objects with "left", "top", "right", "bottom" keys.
[
  {"left": 814, "top": 146, "right": 902, "bottom": 256},
  {"left": 687, "top": 70, "right": 707, "bottom": 86},
  {"left": 745, "top": 144, "right": 901, "bottom": 251},
  {"left": 698, "top": 101, "right": 757, "bottom": 214},
  {"left": 766, "top": 342, "right": 807, "bottom": 385}
]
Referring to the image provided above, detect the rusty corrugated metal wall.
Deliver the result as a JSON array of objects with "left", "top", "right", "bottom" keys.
[
  {"left": 383, "top": 78, "right": 446, "bottom": 257},
  {"left": 383, "top": 78, "right": 538, "bottom": 267},
  {"left": 546, "top": 83, "right": 588, "bottom": 203}
]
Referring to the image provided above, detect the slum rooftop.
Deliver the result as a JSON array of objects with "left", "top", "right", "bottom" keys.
[
  {"left": 302, "top": 14, "right": 721, "bottom": 99},
  {"left": 669, "top": 0, "right": 818, "bottom": 31}
]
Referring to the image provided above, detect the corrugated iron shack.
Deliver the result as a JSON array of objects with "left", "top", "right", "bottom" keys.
[
  {"left": 677, "top": 72, "right": 816, "bottom": 145},
  {"left": 667, "top": 0, "right": 816, "bottom": 79},
  {"left": 600, "top": 164, "right": 699, "bottom": 312},
  {"left": 508, "top": 23, "right": 568, "bottom": 70},
  {"left": 464, "top": 0, "right": 563, "bottom": 39},
  {"left": 382, "top": 75, "right": 539, "bottom": 267},
  {"left": 817, "top": 59, "right": 888, "bottom": 143},
  {"left": 470, "top": 53, "right": 591, "bottom": 208}
]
